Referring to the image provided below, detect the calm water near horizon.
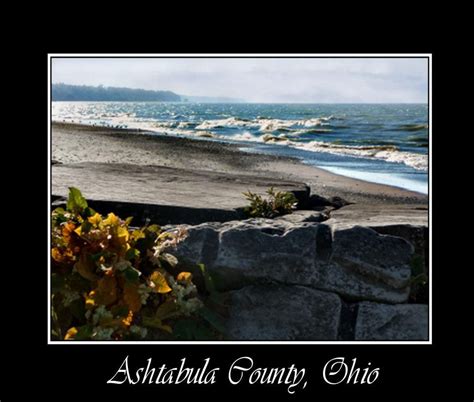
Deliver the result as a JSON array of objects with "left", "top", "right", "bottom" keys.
[{"left": 52, "top": 102, "right": 429, "bottom": 194}]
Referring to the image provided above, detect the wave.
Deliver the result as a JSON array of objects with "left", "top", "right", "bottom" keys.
[
  {"left": 224, "top": 132, "right": 427, "bottom": 170},
  {"left": 194, "top": 116, "right": 334, "bottom": 132},
  {"left": 53, "top": 115, "right": 427, "bottom": 171},
  {"left": 293, "top": 141, "right": 427, "bottom": 170},
  {"left": 396, "top": 123, "right": 428, "bottom": 132}
]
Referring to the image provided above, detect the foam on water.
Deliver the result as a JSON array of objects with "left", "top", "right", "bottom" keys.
[
  {"left": 52, "top": 102, "right": 428, "bottom": 193},
  {"left": 319, "top": 166, "right": 428, "bottom": 194}
]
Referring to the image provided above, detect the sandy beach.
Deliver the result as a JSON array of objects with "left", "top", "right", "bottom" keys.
[{"left": 52, "top": 122, "right": 427, "bottom": 207}]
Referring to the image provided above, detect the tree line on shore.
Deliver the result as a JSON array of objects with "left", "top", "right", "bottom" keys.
[{"left": 52, "top": 83, "right": 181, "bottom": 102}]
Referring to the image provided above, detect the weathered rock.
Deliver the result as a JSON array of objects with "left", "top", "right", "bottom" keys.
[
  {"left": 327, "top": 204, "right": 428, "bottom": 270},
  {"left": 275, "top": 209, "right": 331, "bottom": 224},
  {"left": 370, "top": 224, "right": 428, "bottom": 275},
  {"left": 355, "top": 302, "right": 428, "bottom": 340},
  {"left": 213, "top": 219, "right": 323, "bottom": 287},
  {"left": 322, "top": 225, "right": 413, "bottom": 303},
  {"left": 52, "top": 162, "right": 310, "bottom": 225},
  {"left": 174, "top": 218, "right": 415, "bottom": 303},
  {"left": 173, "top": 222, "right": 221, "bottom": 267},
  {"left": 226, "top": 285, "right": 341, "bottom": 340},
  {"left": 309, "top": 194, "right": 352, "bottom": 209},
  {"left": 326, "top": 203, "right": 428, "bottom": 229}
]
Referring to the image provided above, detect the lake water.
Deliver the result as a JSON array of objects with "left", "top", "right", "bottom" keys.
[{"left": 52, "top": 102, "right": 429, "bottom": 194}]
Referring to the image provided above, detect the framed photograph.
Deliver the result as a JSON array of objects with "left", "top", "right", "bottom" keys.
[{"left": 22, "top": 51, "right": 444, "bottom": 398}]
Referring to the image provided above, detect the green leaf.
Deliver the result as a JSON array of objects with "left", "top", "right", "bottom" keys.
[
  {"left": 123, "top": 267, "right": 140, "bottom": 283},
  {"left": 198, "top": 263, "right": 215, "bottom": 294},
  {"left": 51, "top": 273, "right": 66, "bottom": 293},
  {"left": 74, "top": 325, "right": 93, "bottom": 340},
  {"left": 68, "top": 298, "right": 86, "bottom": 322},
  {"left": 173, "top": 319, "right": 215, "bottom": 340},
  {"left": 111, "top": 305, "right": 130, "bottom": 318},
  {"left": 80, "top": 220, "right": 92, "bottom": 234},
  {"left": 125, "top": 247, "right": 140, "bottom": 262},
  {"left": 198, "top": 307, "right": 226, "bottom": 334},
  {"left": 83, "top": 206, "right": 96, "bottom": 218},
  {"left": 66, "top": 187, "right": 88, "bottom": 214}
]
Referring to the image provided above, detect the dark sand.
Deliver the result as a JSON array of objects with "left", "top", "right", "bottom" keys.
[{"left": 52, "top": 122, "right": 428, "bottom": 208}]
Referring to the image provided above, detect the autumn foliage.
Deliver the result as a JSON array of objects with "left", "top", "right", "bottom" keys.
[{"left": 51, "top": 188, "right": 217, "bottom": 341}]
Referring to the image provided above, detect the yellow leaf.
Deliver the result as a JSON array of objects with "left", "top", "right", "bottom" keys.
[
  {"left": 85, "top": 291, "right": 96, "bottom": 308},
  {"left": 131, "top": 229, "right": 145, "bottom": 241},
  {"left": 116, "top": 226, "right": 130, "bottom": 244},
  {"left": 123, "top": 283, "right": 142, "bottom": 313},
  {"left": 51, "top": 247, "right": 73, "bottom": 263},
  {"left": 51, "top": 247, "right": 62, "bottom": 262},
  {"left": 103, "top": 212, "right": 120, "bottom": 226},
  {"left": 150, "top": 271, "right": 172, "bottom": 294},
  {"left": 88, "top": 212, "right": 102, "bottom": 226},
  {"left": 74, "top": 226, "right": 82, "bottom": 236},
  {"left": 64, "top": 327, "right": 78, "bottom": 340},
  {"left": 177, "top": 271, "right": 192, "bottom": 284}
]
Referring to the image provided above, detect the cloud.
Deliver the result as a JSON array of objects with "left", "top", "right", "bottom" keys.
[{"left": 52, "top": 57, "right": 428, "bottom": 103}]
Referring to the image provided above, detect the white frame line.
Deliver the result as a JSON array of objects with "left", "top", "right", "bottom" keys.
[{"left": 47, "top": 53, "right": 432, "bottom": 345}]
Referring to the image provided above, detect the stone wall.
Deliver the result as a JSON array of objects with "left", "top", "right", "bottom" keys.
[{"left": 173, "top": 212, "right": 429, "bottom": 341}]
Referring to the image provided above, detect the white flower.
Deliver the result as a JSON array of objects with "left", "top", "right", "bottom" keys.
[
  {"left": 137, "top": 284, "right": 151, "bottom": 304},
  {"left": 92, "top": 327, "right": 114, "bottom": 340},
  {"left": 91, "top": 305, "right": 113, "bottom": 326},
  {"left": 130, "top": 325, "right": 148, "bottom": 339}
]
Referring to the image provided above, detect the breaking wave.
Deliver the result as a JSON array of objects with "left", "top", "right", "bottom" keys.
[
  {"left": 195, "top": 116, "right": 334, "bottom": 132},
  {"left": 222, "top": 132, "right": 428, "bottom": 171}
]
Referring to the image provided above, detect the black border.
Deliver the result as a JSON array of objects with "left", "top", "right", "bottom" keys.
[{"left": 38, "top": 53, "right": 444, "bottom": 399}]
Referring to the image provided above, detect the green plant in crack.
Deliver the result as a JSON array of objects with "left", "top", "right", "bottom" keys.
[{"left": 243, "top": 187, "right": 298, "bottom": 218}]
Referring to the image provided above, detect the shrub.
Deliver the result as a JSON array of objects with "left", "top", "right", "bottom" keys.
[
  {"left": 51, "top": 187, "right": 223, "bottom": 340},
  {"left": 243, "top": 187, "right": 298, "bottom": 218}
]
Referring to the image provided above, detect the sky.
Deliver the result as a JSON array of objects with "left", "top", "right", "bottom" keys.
[{"left": 52, "top": 57, "right": 428, "bottom": 103}]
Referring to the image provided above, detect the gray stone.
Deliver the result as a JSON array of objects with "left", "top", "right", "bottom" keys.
[
  {"left": 213, "top": 219, "right": 323, "bottom": 286},
  {"left": 52, "top": 162, "right": 309, "bottom": 225},
  {"left": 173, "top": 218, "right": 415, "bottom": 303},
  {"left": 355, "top": 302, "right": 428, "bottom": 340},
  {"left": 317, "top": 224, "right": 413, "bottom": 303},
  {"left": 326, "top": 203, "right": 428, "bottom": 228},
  {"left": 275, "top": 209, "right": 331, "bottom": 224},
  {"left": 174, "top": 222, "right": 221, "bottom": 267},
  {"left": 226, "top": 285, "right": 341, "bottom": 340},
  {"left": 331, "top": 225, "right": 413, "bottom": 288}
]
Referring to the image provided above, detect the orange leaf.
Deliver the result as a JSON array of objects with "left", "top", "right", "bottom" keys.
[
  {"left": 75, "top": 254, "right": 99, "bottom": 282},
  {"left": 150, "top": 271, "right": 172, "bottom": 294},
  {"left": 62, "top": 221, "right": 76, "bottom": 244},
  {"left": 122, "top": 310, "right": 134, "bottom": 327},
  {"left": 94, "top": 275, "right": 118, "bottom": 306},
  {"left": 177, "top": 271, "right": 192, "bottom": 284},
  {"left": 64, "top": 327, "right": 78, "bottom": 340},
  {"left": 123, "top": 283, "right": 142, "bottom": 313}
]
